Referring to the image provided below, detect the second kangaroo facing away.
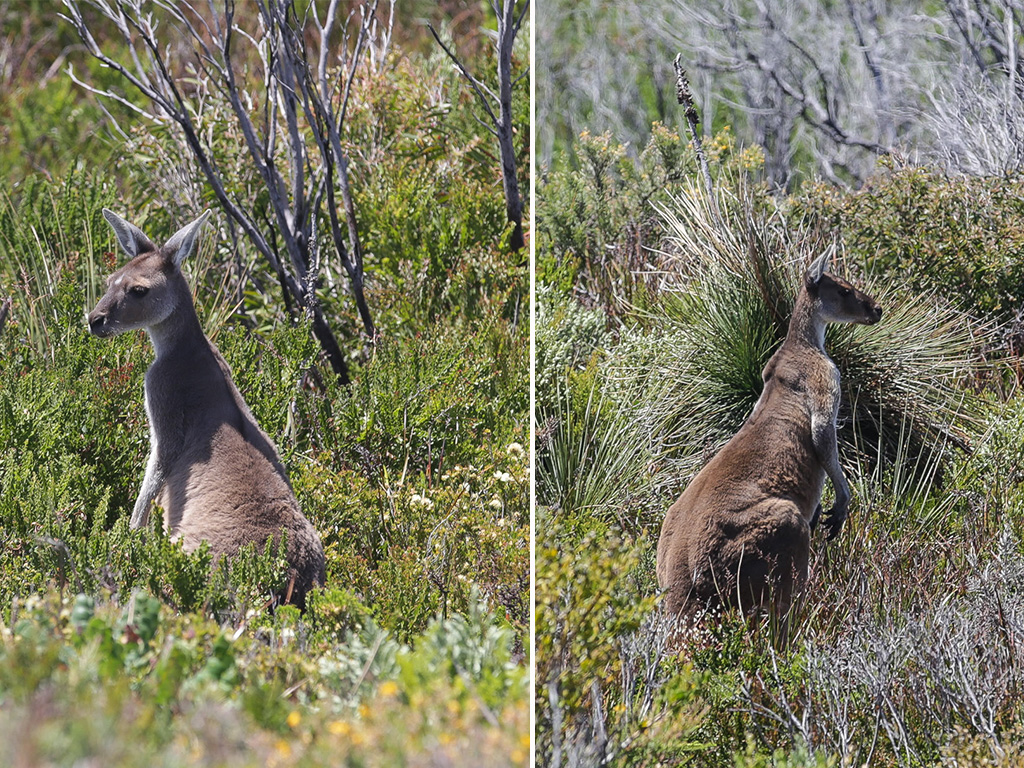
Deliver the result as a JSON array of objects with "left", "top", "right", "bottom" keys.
[
  {"left": 656, "top": 249, "right": 881, "bottom": 639},
  {"left": 88, "top": 209, "right": 325, "bottom": 607}
]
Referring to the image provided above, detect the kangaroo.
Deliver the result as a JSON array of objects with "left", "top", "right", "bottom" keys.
[
  {"left": 656, "top": 249, "right": 881, "bottom": 640},
  {"left": 88, "top": 209, "right": 325, "bottom": 607}
]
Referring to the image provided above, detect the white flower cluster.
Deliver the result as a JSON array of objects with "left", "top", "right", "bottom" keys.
[{"left": 410, "top": 493, "right": 434, "bottom": 509}]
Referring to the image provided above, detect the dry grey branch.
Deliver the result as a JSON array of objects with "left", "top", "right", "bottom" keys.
[
  {"left": 428, "top": 0, "right": 528, "bottom": 251},
  {"left": 540, "top": 0, "right": 1024, "bottom": 183},
  {"left": 61, "top": 0, "right": 394, "bottom": 383},
  {"left": 0, "top": 296, "right": 10, "bottom": 338}
]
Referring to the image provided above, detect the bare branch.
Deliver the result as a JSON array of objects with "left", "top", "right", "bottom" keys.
[
  {"left": 513, "top": 0, "right": 530, "bottom": 37},
  {"left": 64, "top": 65, "right": 161, "bottom": 122},
  {"left": 427, "top": 23, "right": 500, "bottom": 123},
  {"left": 512, "top": 66, "right": 530, "bottom": 88},
  {"left": 62, "top": 0, "right": 393, "bottom": 380},
  {"left": 430, "top": 0, "right": 527, "bottom": 250}
]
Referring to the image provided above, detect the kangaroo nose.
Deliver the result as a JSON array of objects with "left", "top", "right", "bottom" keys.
[{"left": 88, "top": 313, "right": 107, "bottom": 336}]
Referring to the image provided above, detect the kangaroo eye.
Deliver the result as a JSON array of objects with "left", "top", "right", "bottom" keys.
[
  {"left": 129, "top": 286, "right": 150, "bottom": 297},
  {"left": 839, "top": 288, "right": 851, "bottom": 297}
]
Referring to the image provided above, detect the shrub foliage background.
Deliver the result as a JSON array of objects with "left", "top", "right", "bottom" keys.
[
  {"left": 536, "top": 126, "right": 1024, "bottom": 765},
  {"left": 0, "top": 4, "right": 529, "bottom": 765}
]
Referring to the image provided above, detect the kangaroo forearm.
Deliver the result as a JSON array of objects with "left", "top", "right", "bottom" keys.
[
  {"left": 814, "top": 437, "right": 850, "bottom": 514},
  {"left": 131, "top": 494, "right": 153, "bottom": 528},
  {"left": 811, "top": 423, "right": 842, "bottom": 490},
  {"left": 131, "top": 488, "right": 159, "bottom": 528},
  {"left": 828, "top": 465, "right": 850, "bottom": 509},
  {"left": 131, "top": 456, "right": 164, "bottom": 529}
]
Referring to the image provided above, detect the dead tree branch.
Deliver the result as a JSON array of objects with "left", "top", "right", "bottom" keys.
[
  {"left": 0, "top": 296, "right": 10, "bottom": 339},
  {"left": 429, "top": 0, "right": 528, "bottom": 252},
  {"left": 60, "top": 0, "right": 392, "bottom": 383}
]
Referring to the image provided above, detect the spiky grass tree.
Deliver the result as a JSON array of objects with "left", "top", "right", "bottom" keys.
[
  {"left": 540, "top": 177, "right": 989, "bottom": 535},
  {"left": 536, "top": 380, "right": 657, "bottom": 532},
  {"left": 630, "top": 181, "right": 986, "bottom": 508}
]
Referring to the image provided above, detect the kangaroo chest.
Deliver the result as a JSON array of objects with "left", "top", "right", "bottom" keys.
[
  {"left": 814, "top": 355, "right": 842, "bottom": 420},
  {"left": 144, "top": 354, "right": 240, "bottom": 463}
]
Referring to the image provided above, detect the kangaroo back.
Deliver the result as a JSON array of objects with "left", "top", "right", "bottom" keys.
[{"left": 656, "top": 248, "right": 882, "bottom": 642}]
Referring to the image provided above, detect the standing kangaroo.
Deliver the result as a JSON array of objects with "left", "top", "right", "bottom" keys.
[
  {"left": 88, "top": 209, "right": 325, "bottom": 607},
  {"left": 656, "top": 249, "right": 882, "bottom": 638}
]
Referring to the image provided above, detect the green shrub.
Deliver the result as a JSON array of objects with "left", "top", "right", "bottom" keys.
[
  {"left": 534, "top": 281, "right": 609, "bottom": 411},
  {"left": 0, "top": 588, "right": 528, "bottom": 766},
  {"left": 537, "top": 125, "right": 765, "bottom": 306},
  {"left": 732, "top": 738, "right": 837, "bottom": 768},
  {"left": 0, "top": 172, "right": 119, "bottom": 353},
  {"left": 0, "top": 268, "right": 528, "bottom": 644},
  {"left": 789, "top": 163, "right": 1024, "bottom": 322}
]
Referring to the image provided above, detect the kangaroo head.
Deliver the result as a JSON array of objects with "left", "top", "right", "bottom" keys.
[
  {"left": 804, "top": 248, "right": 882, "bottom": 326},
  {"left": 88, "top": 209, "right": 210, "bottom": 338}
]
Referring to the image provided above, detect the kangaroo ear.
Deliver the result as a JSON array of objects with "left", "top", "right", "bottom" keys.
[
  {"left": 163, "top": 210, "right": 212, "bottom": 268},
  {"left": 806, "top": 244, "right": 836, "bottom": 285},
  {"left": 102, "top": 209, "right": 157, "bottom": 259}
]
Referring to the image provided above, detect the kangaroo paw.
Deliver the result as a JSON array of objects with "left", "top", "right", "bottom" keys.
[{"left": 822, "top": 505, "right": 848, "bottom": 541}]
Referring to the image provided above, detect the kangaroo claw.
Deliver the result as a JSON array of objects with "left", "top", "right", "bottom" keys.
[{"left": 821, "top": 505, "right": 847, "bottom": 540}]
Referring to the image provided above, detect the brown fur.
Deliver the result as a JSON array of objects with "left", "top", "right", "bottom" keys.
[
  {"left": 656, "top": 252, "right": 881, "bottom": 639},
  {"left": 88, "top": 209, "right": 325, "bottom": 607}
]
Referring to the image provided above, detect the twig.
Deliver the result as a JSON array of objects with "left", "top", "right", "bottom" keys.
[
  {"left": 427, "top": 23, "right": 500, "bottom": 124},
  {"left": 352, "top": 631, "right": 385, "bottom": 693},
  {"left": 453, "top": 660, "right": 501, "bottom": 728},
  {"left": 428, "top": 1, "right": 527, "bottom": 250},
  {"left": 0, "top": 297, "right": 11, "bottom": 338},
  {"left": 673, "top": 53, "right": 717, "bottom": 218}
]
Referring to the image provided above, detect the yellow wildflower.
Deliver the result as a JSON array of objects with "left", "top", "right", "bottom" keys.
[{"left": 328, "top": 720, "right": 351, "bottom": 736}]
